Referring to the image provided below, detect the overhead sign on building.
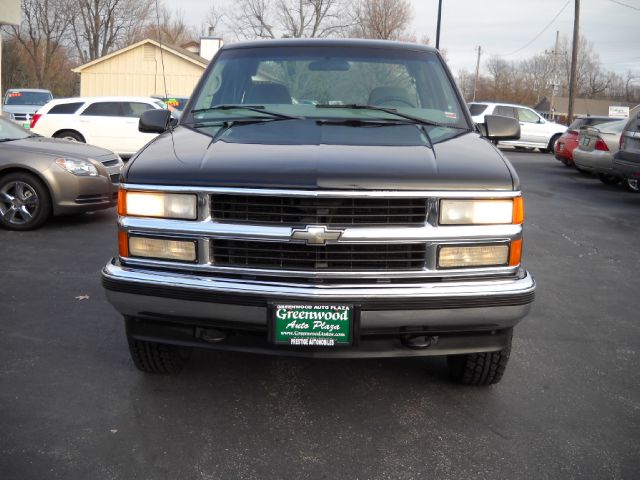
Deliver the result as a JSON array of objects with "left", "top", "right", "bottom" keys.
[{"left": 609, "top": 106, "right": 630, "bottom": 118}]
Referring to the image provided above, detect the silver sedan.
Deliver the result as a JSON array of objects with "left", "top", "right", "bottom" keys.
[{"left": 573, "top": 119, "right": 639, "bottom": 192}]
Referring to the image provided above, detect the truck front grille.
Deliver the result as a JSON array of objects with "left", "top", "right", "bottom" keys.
[
  {"left": 210, "top": 195, "right": 427, "bottom": 226},
  {"left": 211, "top": 240, "right": 426, "bottom": 271}
]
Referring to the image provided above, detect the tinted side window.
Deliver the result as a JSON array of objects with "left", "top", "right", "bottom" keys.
[
  {"left": 468, "top": 104, "right": 488, "bottom": 115},
  {"left": 123, "top": 102, "right": 155, "bottom": 118},
  {"left": 81, "top": 102, "right": 122, "bottom": 116},
  {"left": 517, "top": 108, "right": 540, "bottom": 123},
  {"left": 494, "top": 105, "right": 516, "bottom": 118},
  {"left": 49, "top": 102, "right": 84, "bottom": 114}
]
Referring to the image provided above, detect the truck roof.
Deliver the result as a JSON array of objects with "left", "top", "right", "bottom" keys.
[{"left": 222, "top": 38, "right": 437, "bottom": 53}]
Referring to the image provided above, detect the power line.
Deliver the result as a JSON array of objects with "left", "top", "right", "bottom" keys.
[
  {"left": 607, "top": 0, "right": 640, "bottom": 11},
  {"left": 498, "top": 0, "right": 571, "bottom": 56}
]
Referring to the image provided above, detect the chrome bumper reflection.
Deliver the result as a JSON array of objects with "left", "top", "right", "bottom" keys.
[{"left": 102, "top": 259, "right": 535, "bottom": 330}]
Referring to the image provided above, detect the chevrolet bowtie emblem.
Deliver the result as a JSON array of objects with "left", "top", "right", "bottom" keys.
[{"left": 291, "top": 225, "right": 343, "bottom": 245}]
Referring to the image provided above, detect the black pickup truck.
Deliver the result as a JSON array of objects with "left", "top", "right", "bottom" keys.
[{"left": 102, "top": 39, "right": 535, "bottom": 385}]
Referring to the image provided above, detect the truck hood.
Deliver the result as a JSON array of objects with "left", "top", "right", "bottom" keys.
[{"left": 125, "top": 120, "right": 516, "bottom": 191}]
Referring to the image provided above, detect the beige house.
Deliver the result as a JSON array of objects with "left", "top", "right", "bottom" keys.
[{"left": 72, "top": 39, "right": 210, "bottom": 98}]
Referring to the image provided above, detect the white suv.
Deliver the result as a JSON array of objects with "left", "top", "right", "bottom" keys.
[
  {"left": 31, "top": 96, "right": 167, "bottom": 157},
  {"left": 469, "top": 102, "right": 566, "bottom": 152}
]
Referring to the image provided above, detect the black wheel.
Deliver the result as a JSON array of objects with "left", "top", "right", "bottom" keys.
[
  {"left": 447, "top": 331, "right": 512, "bottom": 385},
  {"left": 127, "top": 335, "right": 192, "bottom": 373},
  {"left": 623, "top": 178, "right": 640, "bottom": 193},
  {"left": 54, "top": 130, "right": 85, "bottom": 143},
  {"left": 599, "top": 174, "right": 621, "bottom": 185},
  {"left": 0, "top": 172, "right": 52, "bottom": 230},
  {"left": 540, "top": 134, "right": 561, "bottom": 153}
]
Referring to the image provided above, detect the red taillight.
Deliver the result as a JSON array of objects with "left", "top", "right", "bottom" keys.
[
  {"left": 29, "top": 113, "right": 42, "bottom": 129},
  {"left": 594, "top": 138, "right": 609, "bottom": 151},
  {"left": 619, "top": 135, "right": 625, "bottom": 151}
]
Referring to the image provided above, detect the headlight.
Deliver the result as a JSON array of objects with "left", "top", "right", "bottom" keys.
[
  {"left": 438, "top": 244, "right": 509, "bottom": 269},
  {"left": 55, "top": 157, "right": 99, "bottom": 176},
  {"left": 118, "top": 190, "right": 197, "bottom": 220},
  {"left": 439, "top": 198, "right": 523, "bottom": 225},
  {"left": 127, "top": 235, "right": 197, "bottom": 262}
]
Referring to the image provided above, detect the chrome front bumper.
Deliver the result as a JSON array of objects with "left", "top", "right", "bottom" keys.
[{"left": 102, "top": 259, "right": 535, "bottom": 331}]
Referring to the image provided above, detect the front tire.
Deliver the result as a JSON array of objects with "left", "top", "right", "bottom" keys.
[
  {"left": 540, "top": 134, "right": 561, "bottom": 153},
  {"left": 0, "top": 172, "right": 52, "bottom": 230},
  {"left": 127, "top": 336, "right": 192, "bottom": 373},
  {"left": 447, "top": 331, "right": 512, "bottom": 385},
  {"left": 624, "top": 178, "right": 640, "bottom": 193}
]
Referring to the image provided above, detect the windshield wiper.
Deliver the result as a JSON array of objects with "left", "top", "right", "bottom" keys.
[
  {"left": 315, "top": 104, "right": 461, "bottom": 129},
  {"left": 190, "top": 104, "right": 302, "bottom": 121}
]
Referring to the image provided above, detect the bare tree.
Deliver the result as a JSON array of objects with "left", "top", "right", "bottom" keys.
[
  {"left": 70, "top": 0, "right": 154, "bottom": 63},
  {"left": 134, "top": 7, "right": 193, "bottom": 46},
  {"left": 349, "top": 0, "right": 412, "bottom": 40},
  {"left": 205, "top": 2, "right": 225, "bottom": 36},
  {"left": 7, "top": 0, "right": 74, "bottom": 88},
  {"left": 625, "top": 71, "right": 640, "bottom": 103},
  {"left": 486, "top": 56, "right": 513, "bottom": 100},
  {"left": 223, "top": 0, "right": 350, "bottom": 40}
]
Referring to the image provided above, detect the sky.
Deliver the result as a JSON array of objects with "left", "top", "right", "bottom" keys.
[{"left": 178, "top": 0, "right": 639, "bottom": 75}]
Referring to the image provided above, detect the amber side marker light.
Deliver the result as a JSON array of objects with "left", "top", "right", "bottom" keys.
[
  {"left": 513, "top": 196, "right": 524, "bottom": 224},
  {"left": 509, "top": 239, "right": 523, "bottom": 266},
  {"left": 118, "top": 230, "right": 129, "bottom": 257},
  {"left": 117, "top": 189, "right": 127, "bottom": 216}
]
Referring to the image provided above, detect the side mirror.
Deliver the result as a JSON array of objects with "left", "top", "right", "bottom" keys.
[
  {"left": 139, "top": 109, "right": 171, "bottom": 133},
  {"left": 481, "top": 115, "right": 521, "bottom": 141}
]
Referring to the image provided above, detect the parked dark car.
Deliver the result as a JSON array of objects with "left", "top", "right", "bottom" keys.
[
  {"left": 555, "top": 115, "right": 618, "bottom": 166},
  {"left": 0, "top": 116, "right": 122, "bottom": 230},
  {"left": 613, "top": 112, "right": 640, "bottom": 182},
  {"left": 102, "top": 39, "right": 534, "bottom": 385}
]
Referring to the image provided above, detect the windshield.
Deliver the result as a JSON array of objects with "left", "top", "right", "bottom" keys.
[
  {"left": 0, "top": 117, "right": 33, "bottom": 140},
  {"left": 4, "top": 91, "right": 52, "bottom": 106},
  {"left": 188, "top": 45, "right": 469, "bottom": 132}
]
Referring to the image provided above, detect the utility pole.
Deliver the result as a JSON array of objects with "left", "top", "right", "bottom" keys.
[
  {"left": 436, "top": 0, "right": 442, "bottom": 50},
  {"left": 567, "top": 0, "right": 580, "bottom": 124},
  {"left": 546, "top": 30, "right": 561, "bottom": 121},
  {"left": 472, "top": 45, "right": 482, "bottom": 102}
]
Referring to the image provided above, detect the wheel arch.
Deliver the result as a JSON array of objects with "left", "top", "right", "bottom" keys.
[{"left": 52, "top": 128, "right": 86, "bottom": 142}]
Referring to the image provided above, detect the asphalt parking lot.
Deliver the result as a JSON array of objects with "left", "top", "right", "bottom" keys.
[{"left": 1, "top": 151, "right": 639, "bottom": 480}]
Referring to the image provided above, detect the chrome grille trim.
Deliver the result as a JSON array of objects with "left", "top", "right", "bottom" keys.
[
  {"left": 118, "top": 185, "right": 523, "bottom": 279},
  {"left": 121, "top": 184, "right": 520, "bottom": 198}
]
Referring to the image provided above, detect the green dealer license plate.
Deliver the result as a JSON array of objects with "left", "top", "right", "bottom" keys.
[{"left": 272, "top": 304, "right": 353, "bottom": 347}]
